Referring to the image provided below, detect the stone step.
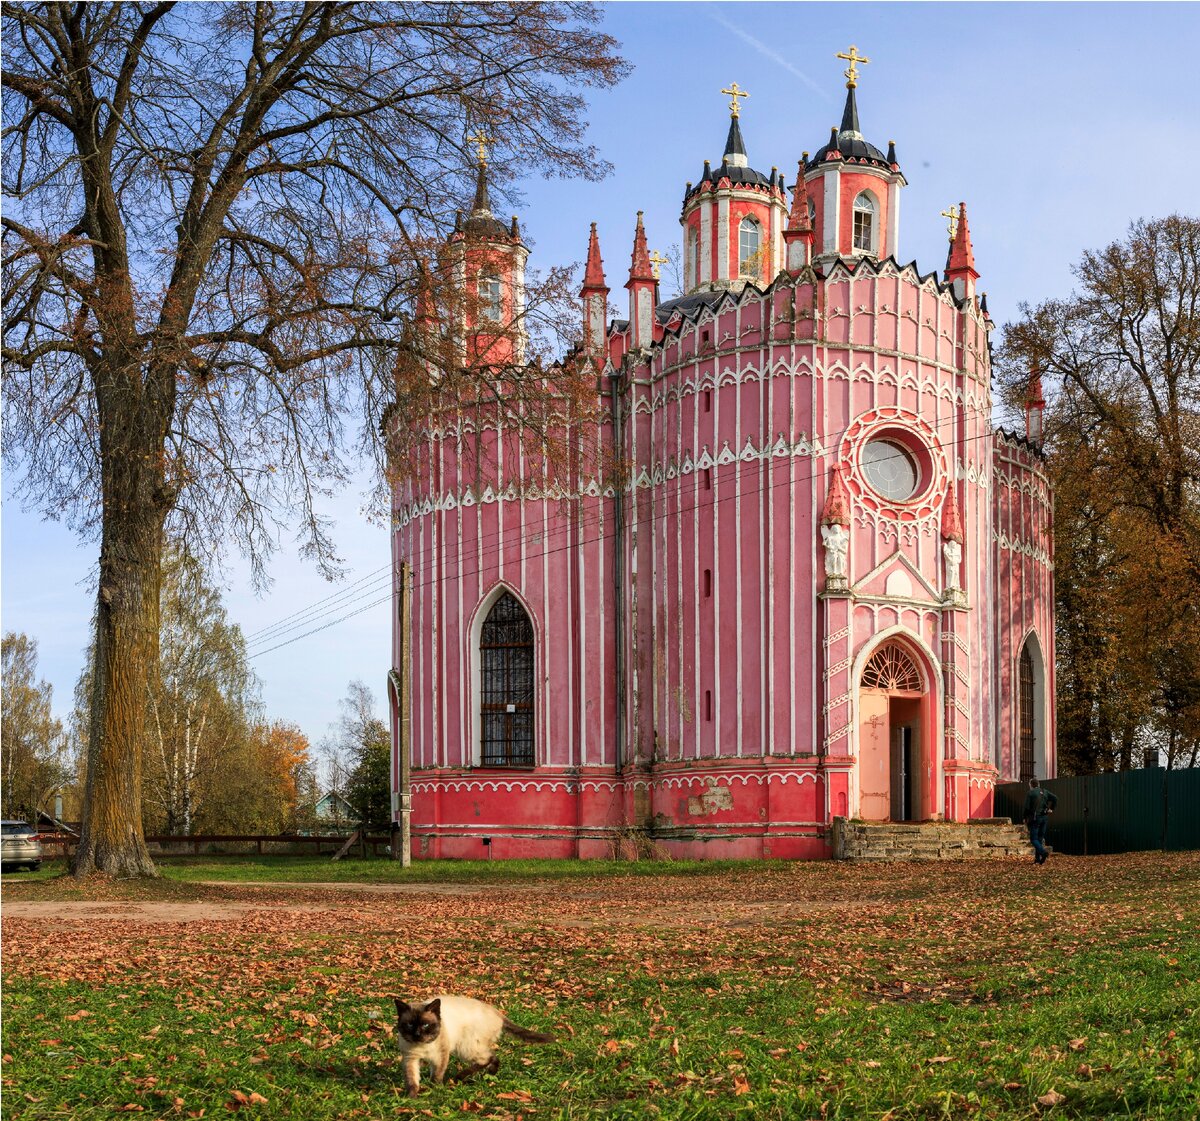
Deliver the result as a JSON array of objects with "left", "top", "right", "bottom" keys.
[{"left": 832, "top": 817, "right": 1033, "bottom": 862}]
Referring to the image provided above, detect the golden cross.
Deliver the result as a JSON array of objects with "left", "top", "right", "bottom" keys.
[
  {"left": 835, "top": 45, "right": 870, "bottom": 88},
  {"left": 466, "top": 129, "right": 494, "bottom": 167},
  {"left": 648, "top": 250, "right": 669, "bottom": 280},
  {"left": 720, "top": 81, "right": 750, "bottom": 117},
  {"left": 940, "top": 204, "right": 960, "bottom": 243}
]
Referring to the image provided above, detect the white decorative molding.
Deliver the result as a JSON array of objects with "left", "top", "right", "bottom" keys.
[{"left": 992, "top": 529, "right": 1053, "bottom": 570}]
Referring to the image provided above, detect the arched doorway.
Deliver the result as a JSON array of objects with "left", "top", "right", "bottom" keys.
[
  {"left": 478, "top": 591, "right": 535, "bottom": 767},
  {"left": 857, "top": 642, "right": 928, "bottom": 821}
]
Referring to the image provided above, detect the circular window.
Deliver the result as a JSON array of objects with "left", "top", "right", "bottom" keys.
[{"left": 861, "top": 439, "right": 920, "bottom": 501}]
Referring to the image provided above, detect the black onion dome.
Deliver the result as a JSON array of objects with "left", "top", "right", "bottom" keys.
[
  {"left": 684, "top": 115, "right": 776, "bottom": 204},
  {"left": 805, "top": 86, "right": 893, "bottom": 172},
  {"left": 684, "top": 155, "right": 775, "bottom": 203},
  {"left": 462, "top": 162, "right": 512, "bottom": 239}
]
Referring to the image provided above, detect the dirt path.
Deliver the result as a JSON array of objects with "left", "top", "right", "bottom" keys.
[{"left": 0, "top": 879, "right": 502, "bottom": 923}]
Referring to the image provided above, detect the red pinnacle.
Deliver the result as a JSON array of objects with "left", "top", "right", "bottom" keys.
[
  {"left": 822, "top": 464, "right": 851, "bottom": 526},
  {"left": 582, "top": 222, "right": 608, "bottom": 292},
  {"left": 628, "top": 211, "right": 654, "bottom": 283},
  {"left": 947, "top": 201, "right": 979, "bottom": 280},
  {"left": 787, "top": 161, "right": 813, "bottom": 234},
  {"left": 941, "top": 485, "right": 965, "bottom": 544}
]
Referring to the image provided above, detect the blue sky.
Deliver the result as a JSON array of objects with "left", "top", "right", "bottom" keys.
[{"left": 4, "top": 2, "right": 1198, "bottom": 749}]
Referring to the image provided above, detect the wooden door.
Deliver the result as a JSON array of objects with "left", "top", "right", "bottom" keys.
[{"left": 858, "top": 690, "right": 890, "bottom": 821}]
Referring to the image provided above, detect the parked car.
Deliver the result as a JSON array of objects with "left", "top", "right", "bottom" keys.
[{"left": 1, "top": 820, "right": 42, "bottom": 871}]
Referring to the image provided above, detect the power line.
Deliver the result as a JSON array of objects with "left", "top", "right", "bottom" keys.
[{"left": 248, "top": 412, "right": 1028, "bottom": 659}]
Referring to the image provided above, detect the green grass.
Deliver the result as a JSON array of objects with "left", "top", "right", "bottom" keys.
[
  {"left": 3, "top": 854, "right": 781, "bottom": 888},
  {"left": 3, "top": 854, "right": 1198, "bottom": 1119}
]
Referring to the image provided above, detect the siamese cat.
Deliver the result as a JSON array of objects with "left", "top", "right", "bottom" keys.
[{"left": 393, "top": 995, "right": 554, "bottom": 1095}]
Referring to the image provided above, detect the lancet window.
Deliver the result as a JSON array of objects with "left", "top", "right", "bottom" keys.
[
  {"left": 479, "top": 592, "right": 535, "bottom": 766},
  {"left": 1019, "top": 645, "right": 1036, "bottom": 783}
]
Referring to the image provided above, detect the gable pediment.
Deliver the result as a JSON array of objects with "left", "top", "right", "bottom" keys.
[{"left": 852, "top": 548, "right": 940, "bottom": 604}]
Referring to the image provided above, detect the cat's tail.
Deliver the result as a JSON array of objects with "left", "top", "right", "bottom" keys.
[{"left": 502, "top": 1018, "right": 555, "bottom": 1044}]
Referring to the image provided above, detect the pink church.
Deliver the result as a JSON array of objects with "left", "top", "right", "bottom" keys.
[{"left": 387, "top": 56, "right": 1055, "bottom": 860}]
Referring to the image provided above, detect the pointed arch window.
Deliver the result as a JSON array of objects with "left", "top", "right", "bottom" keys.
[
  {"left": 861, "top": 644, "right": 922, "bottom": 693},
  {"left": 478, "top": 274, "right": 502, "bottom": 321},
  {"left": 852, "top": 191, "right": 877, "bottom": 254},
  {"left": 687, "top": 226, "right": 700, "bottom": 289},
  {"left": 1018, "top": 645, "right": 1036, "bottom": 783},
  {"left": 479, "top": 592, "right": 535, "bottom": 766},
  {"left": 738, "top": 216, "right": 761, "bottom": 276}
]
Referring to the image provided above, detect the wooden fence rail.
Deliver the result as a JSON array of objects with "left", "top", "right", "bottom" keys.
[{"left": 36, "top": 833, "right": 394, "bottom": 858}]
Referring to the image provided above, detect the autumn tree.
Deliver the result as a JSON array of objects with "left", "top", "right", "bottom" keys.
[
  {"left": 0, "top": 633, "right": 71, "bottom": 821},
  {"left": 996, "top": 215, "right": 1200, "bottom": 771},
  {"left": 144, "top": 550, "right": 258, "bottom": 834},
  {"left": 332, "top": 681, "right": 392, "bottom": 832},
  {"left": 197, "top": 720, "right": 315, "bottom": 835},
  {"left": 1, "top": 2, "right": 627, "bottom": 876}
]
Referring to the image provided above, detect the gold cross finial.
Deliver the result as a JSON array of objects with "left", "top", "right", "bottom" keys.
[
  {"left": 466, "top": 129, "right": 494, "bottom": 167},
  {"left": 648, "top": 250, "right": 669, "bottom": 281},
  {"left": 940, "top": 204, "right": 960, "bottom": 243},
  {"left": 835, "top": 45, "right": 870, "bottom": 89},
  {"left": 720, "top": 81, "right": 750, "bottom": 118}
]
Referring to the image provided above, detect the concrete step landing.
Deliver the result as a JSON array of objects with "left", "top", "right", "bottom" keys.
[{"left": 832, "top": 817, "right": 1032, "bottom": 861}]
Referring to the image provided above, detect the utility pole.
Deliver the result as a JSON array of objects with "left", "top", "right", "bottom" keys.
[{"left": 397, "top": 560, "right": 413, "bottom": 866}]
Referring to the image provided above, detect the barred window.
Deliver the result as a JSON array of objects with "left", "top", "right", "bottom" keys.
[
  {"left": 479, "top": 592, "right": 534, "bottom": 766},
  {"left": 1019, "top": 645, "right": 1036, "bottom": 783}
]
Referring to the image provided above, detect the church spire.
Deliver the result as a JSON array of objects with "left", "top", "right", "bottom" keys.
[
  {"left": 723, "top": 114, "right": 748, "bottom": 168},
  {"left": 839, "top": 86, "right": 862, "bottom": 141},
  {"left": 471, "top": 161, "right": 491, "bottom": 214},
  {"left": 720, "top": 81, "right": 750, "bottom": 168},
  {"left": 946, "top": 201, "right": 980, "bottom": 301}
]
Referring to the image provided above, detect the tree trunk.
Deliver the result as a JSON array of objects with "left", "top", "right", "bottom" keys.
[{"left": 72, "top": 373, "right": 172, "bottom": 878}]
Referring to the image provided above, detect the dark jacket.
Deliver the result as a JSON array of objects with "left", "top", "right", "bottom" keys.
[{"left": 1023, "top": 786, "right": 1058, "bottom": 821}]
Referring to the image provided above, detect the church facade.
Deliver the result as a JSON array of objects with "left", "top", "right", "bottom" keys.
[{"left": 387, "top": 54, "right": 1055, "bottom": 860}]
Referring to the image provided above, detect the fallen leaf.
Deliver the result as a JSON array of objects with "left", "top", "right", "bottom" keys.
[
  {"left": 1003, "top": 1082, "right": 1023, "bottom": 1091},
  {"left": 863, "top": 1060, "right": 882, "bottom": 1068},
  {"left": 1037, "top": 1089, "right": 1066, "bottom": 1107},
  {"left": 1076, "top": 1064, "right": 1092, "bottom": 1078},
  {"left": 732, "top": 1075, "right": 751, "bottom": 1095},
  {"left": 927, "top": 1056, "right": 954, "bottom": 1064},
  {"left": 1068, "top": 1038, "right": 1087, "bottom": 1051},
  {"left": 497, "top": 1090, "right": 533, "bottom": 1103}
]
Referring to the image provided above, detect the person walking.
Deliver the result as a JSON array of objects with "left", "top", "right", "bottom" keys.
[{"left": 1023, "top": 778, "right": 1058, "bottom": 865}]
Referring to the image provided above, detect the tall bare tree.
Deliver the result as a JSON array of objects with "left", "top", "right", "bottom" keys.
[
  {"left": 2, "top": 2, "right": 627, "bottom": 875},
  {"left": 996, "top": 215, "right": 1200, "bottom": 772}
]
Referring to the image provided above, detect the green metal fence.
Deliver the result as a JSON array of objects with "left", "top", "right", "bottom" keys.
[{"left": 993, "top": 767, "right": 1200, "bottom": 856}]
